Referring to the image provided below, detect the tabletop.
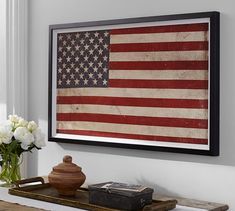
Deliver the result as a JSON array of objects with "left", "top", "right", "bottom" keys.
[{"left": 0, "top": 186, "right": 228, "bottom": 211}]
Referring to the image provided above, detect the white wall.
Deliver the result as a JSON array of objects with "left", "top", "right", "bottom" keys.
[{"left": 28, "top": 0, "right": 235, "bottom": 209}]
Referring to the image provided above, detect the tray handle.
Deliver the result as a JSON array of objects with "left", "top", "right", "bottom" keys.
[
  {"left": 143, "top": 199, "right": 177, "bottom": 211},
  {"left": 15, "top": 177, "right": 45, "bottom": 188}
]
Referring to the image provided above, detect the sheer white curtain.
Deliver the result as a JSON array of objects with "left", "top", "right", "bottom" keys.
[
  {"left": 0, "top": 0, "right": 28, "bottom": 177},
  {"left": 0, "top": 0, "right": 7, "bottom": 122}
]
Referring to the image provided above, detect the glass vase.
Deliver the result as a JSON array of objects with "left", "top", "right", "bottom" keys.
[{"left": 0, "top": 153, "right": 21, "bottom": 186}]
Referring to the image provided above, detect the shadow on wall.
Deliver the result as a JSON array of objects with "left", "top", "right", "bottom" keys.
[
  {"left": 59, "top": 141, "right": 223, "bottom": 166},
  {"left": 136, "top": 177, "right": 180, "bottom": 198}
]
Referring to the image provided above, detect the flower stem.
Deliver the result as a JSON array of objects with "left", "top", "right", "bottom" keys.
[{"left": 0, "top": 153, "right": 21, "bottom": 185}]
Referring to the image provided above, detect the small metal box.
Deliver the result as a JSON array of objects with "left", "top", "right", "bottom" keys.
[{"left": 88, "top": 182, "right": 154, "bottom": 211}]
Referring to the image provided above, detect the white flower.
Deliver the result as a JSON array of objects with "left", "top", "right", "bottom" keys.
[
  {"left": 5, "top": 121, "right": 14, "bottom": 130},
  {"left": 20, "top": 133, "right": 34, "bottom": 150},
  {"left": 0, "top": 125, "right": 13, "bottom": 144},
  {"left": 17, "top": 118, "right": 28, "bottom": 127},
  {"left": 8, "top": 114, "right": 20, "bottom": 123},
  {"left": 33, "top": 128, "right": 46, "bottom": 148},
  {"left": 27, "top": 121, "right": 38, "bottom": 132},
  {"left": 1, "top": 115, "right": 46, "bottom": 153},
  {"left": 14, "top": 127, "right": 34, "bottom": 150}
]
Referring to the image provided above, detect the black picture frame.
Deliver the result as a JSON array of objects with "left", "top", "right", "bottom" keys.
[{"left": 48, "top": 11, "right": 220, "bottom": 156}]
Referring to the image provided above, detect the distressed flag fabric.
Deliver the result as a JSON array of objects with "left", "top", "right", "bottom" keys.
[{"left": 56, "top": 22, "right": 209, "bottom": 146}]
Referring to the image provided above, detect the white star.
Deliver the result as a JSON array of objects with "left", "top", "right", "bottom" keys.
[
  {"left": 103, "top": 43, "right": 108, "bottom": 49},
  {"left": 89, "top": 49, "right": 94, "bottom": 55},
  {"left": 62, "top": 51, "right": 66, "bottom": 56},
  {"left": 71, "top": 51, "right": 75, "bottom": 56},
  {"left": 58, "top": 47, "right": 63, "bottom": 52},
  {"left": 58, "top": 57, "right": 62, "bottom": 63},
  {"left": 66, "top": 56, "right": 71, "bottom": 62},
  {"left": 89, "top": 73, "right": 93, "bottom": 78},
  {"left": 58, "top": 68, "right": 62, "bottom": 73},
  {"left": 71, "top": 40, "right": 75, "bottom": 45},
  {"left": 58, "top": 35, "right": 63, "bottom": 40},
  {"left": 104, "top": 31, "right": 109, "bottom": 37},
  {"left": 75, "top": 56, "right": 79, "bottom": 62},
  {"left": 70, "top": 73, "right": 75, "bottom": 79},
  {"left": 70, "top": 63, "right": 75, "bottom": 68},
  {"left": 80, "top": 50, "right": 84, "bottom": 55},
  {"left": 84, "top": 79, "right": 88, "bottom": 85},
  {"left": 62, "top": 63, "right": 66, "bottom": 68},
  {"left": 98, "top": 61, "right": 103, "bottom": 67},
  {"left": 94, "top": 44, "right": 99, "bottom": 49},
  {"left": 98, "top": 49, "right": 103, "bottom": 55},
  {"left": 84, "top": 44, "right": 89, "bottom": 50},
  {"left": 89, "top": 38, "right": 94, "bottom": 43},
  {"left": 75, "top": 67, "right": 79, "bottom": 72},
  {"left": 66, "top": 34, "right": 71, "bottom": 40},
  {"left": 93, "top": 55, "right": 98, "bottom": 61},
  {"left": 85, "top": 32, "right": 90, "bottom": 38},
  {"left": 84, "top": 66, "right": 88, "bottom": 72},
  {"left": 103, "top": 79, "right": 108, "bottom": 85},
  {"left": 63, "top": 40, "right": 67, "bottom": 46},
  {"left": 80, "top": 39, "right": 85, "bottom": 44},
  {"left": 94, "top": 32, "right": 99, "bottom": 37},
  {"left": 103, "top": 55, "right": 108, "bottom": 61},
  {"left": 79, "top": 73, "right": 84, "bottom": 79},
  {"left": 98, "top": 72, "right": 103, "bottom": 78},
  {"left": 62, "top": 74, "right": 66, "bottom": 79},
  {"left": 66, "top": 46, "right": 72, "bottom": 51},
  {"left": 103, "top": 67, "right": 108, "bottom": 72},
  {"left": 94, "top": 66, "right": 98, "bottom": 72},
  {"left": 89, "top": 62, "right": 93, "bottom": 67},
  {"left": 84, "top": 55, "right": 89, "bottom": 61},
  {"left": 75, "top": 79, "right": 79, "bottom": 84},
  {"left": 98, "top": 37, "right": 103, "bottom": 43},
  {"left": 58, "top": 79, "right": 62, "bottom": 85},
  {"left": 75, "top": 45, "right": 80, "bottom": 50},
  {"left": 75, "top": 33, "right": 80, "bottom": 38},
  {"left": 79, "top": 62, "right": 84, "bottom": 68},
  {"left": 93, "top": 79, "right": 98, "bottom": 85},
  {"left": 66, "top": 68, "right": 71, "bottom": 73},
  {"left": 66, "top": 79, "right": 71, "bottom": 85}
]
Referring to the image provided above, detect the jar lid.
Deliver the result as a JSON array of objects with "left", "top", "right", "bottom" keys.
[{"left": 52, "top": 155, "right": 82, "bottom": 173}]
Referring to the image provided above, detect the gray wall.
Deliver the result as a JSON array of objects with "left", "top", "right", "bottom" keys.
[{"left": 28, "top": 0, "right": 235, "bottom": 209}]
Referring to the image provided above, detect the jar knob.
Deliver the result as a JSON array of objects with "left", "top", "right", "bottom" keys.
[{"left": 63, "top": 155, "right": 72, "bottom": 163}]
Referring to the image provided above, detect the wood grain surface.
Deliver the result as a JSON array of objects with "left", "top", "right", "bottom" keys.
[{"left": 0, "top": 200, "right": 47, "bottom": 211}]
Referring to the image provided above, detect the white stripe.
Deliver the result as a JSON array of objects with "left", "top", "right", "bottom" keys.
[
  {"left": 110, "top": 51, "right": 208, "bottom": 61},
  {"left": 57, "top": 104, "right": 208, "bottom": 119},
  {"left": 110, "top": 31, "right": 208, "bottom": 44},
  {"left": 109, "top": 70, "right": 208, "bottom": 80},
  {"left": 57, "top": 121, "right": 208, "bottom": 139},
  {"left": 57, "top": 88, "right": 208, "bottom": 100}
]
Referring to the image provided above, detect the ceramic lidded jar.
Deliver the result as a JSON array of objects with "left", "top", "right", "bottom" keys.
[{"left": 48, "top": 155, "right": 86, "bottom": 196}]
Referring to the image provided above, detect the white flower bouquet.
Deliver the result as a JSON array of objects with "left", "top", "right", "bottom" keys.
[{"left": 0, "top": 115, "right": 46, "bottom": 184}]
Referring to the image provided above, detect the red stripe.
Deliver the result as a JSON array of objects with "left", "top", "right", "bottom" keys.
[
  {"left": 56, "top": 129, "right": 208, "bottom": 144},
  {"left": 109, "top": 79, "right": 208, "bottom": 89},
  {"left": 110, "top": 41, "right": 208, "bottom": 52},
  {"left": 57, "top": 113, "right": 208, "bottom": 129},
  {"left": 110, "top": 23, "right": 208, "bottom": 34},
  {"left": 57, "top": 96, "right": 208, "bottom": 109},
  {"left": 109, "top": 61, "right": 208, "bottom": 70}
]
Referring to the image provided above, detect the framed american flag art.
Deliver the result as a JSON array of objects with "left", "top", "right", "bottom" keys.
[{"left": 48, "top": 11, "right": 220, "bottom": 155}]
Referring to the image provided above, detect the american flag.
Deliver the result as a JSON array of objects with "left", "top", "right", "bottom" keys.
[{"left": 56, "top": 22, "right": 209, "bottom": 146}]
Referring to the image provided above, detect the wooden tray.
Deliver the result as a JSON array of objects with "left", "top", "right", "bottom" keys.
[{"left": 8, "top": 177, "right": 177, "bottom": 211}]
